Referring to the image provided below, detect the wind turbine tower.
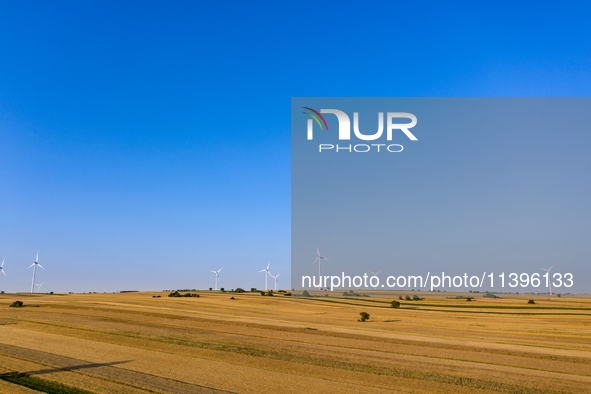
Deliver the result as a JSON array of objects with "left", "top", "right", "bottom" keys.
[
  {"left": 540, "top": 265, "right": 555, "bottom": 295},
  {"left": 209, "top": 267, "right": 223, "bottom": 290},
  {"left": 311, "top": 246, "right": 332, "bottom": 289},
  {"left": 269, "top": 272, "right": 280, "bottom": 291},
  {"left": 259, "top": 262, "right": 270, "bottom": 291},
  {"left": 27, "top": 251, "right": 45, "bottom": 294}
]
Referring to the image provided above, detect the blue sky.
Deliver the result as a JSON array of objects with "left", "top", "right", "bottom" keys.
[{"left": 1, "top": 1, "right": 590, "bottom": 293}]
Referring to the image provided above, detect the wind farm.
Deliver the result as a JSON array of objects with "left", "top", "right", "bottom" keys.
[{"left": 0, "top": 243, "right": 588, "bottom": 394}]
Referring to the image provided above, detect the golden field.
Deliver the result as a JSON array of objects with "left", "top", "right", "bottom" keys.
[{"left": 0, "top": 291, "right": 590, "bottom": 393}]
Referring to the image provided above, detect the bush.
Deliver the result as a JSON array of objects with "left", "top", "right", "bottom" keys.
[
  {"left": 358, "top": 312, "right": 370, "bottom": 322},
  {"left": 266, "top": 290, "right": 274, "bottom": 296},
  {"left": 260, "top": 291, "right": 266, "bottom": 296},
  {"left": 398, "top": 295, "right": 402, "bottom": 300},
  {"left": 168, "top": 291, "right": 199, "bottom": 298},
  {"left": 230, "top": 297, "right": 235, "bottom": 300},
  {"left": 209, "top": 288, "right": 212, "bottom": 291},
  {"left": 302, "top": 290, "right": 311, "bottom": 297},
  {"left": 220, "top": 287, "right": 225, "bottom": 292},
  {"left": 235, "top": 288, "right": 245, "bottom": 293},
  {"left": 10, "top": 301, "right": 24, "bottom": 308},
  {"left": 466, "top": 297, "right": 473, "bottom": 301},
  {"left": 528, "top": 299, "right": 535, "bottom": 304},
  {"left": 405, "top": 295, "right": 410, "bottom": 300},
  {"left": 390, "top": 300, "right": 400, "bottom": 308}
]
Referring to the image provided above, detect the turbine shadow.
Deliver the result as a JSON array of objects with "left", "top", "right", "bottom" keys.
[{"left": 2, "top": 360, "right": 132, "bottom": 376}]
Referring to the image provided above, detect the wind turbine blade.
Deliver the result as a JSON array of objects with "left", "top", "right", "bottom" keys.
[
  {"left": 310, "top": 257, "right": 319, "bottom": 267},
  {"left": 316, "top": 245, "right": 320, "bottom": 256},
  {"left": 1, "top": 270, "right": 6, "bottom": 277},
  {"left": 36, "top": 251, "right": 38, "bottom": 263},
  {"left": 276, "top": 273, "right": 280, "bottom": 277},
  {"left": 376, "top": 270, "right": 381, "bottom": 275},
  {"left": 27, "top": 264, "right": 35, "bottom": 269},
  {"left": 322, "top": 258, "right": 332, "bottom": 261},
  {"left": 549, "top": 265, "right": 555, "bottom": 270},
  {"left": 209, "top": 270, "right": 216, "bottom": 273},
  {"left": 218, "top": 267, "right": 223, "bottom": 272},
  {"left": 258, "top": 269, "right": 266, "bottom": 272},
  {"left": 267, "top": 261, "right": 270, "bottom": 270},
  {"left": 1, "top": 257, "right": 4, "bottom": 267},
  {"left": 38, "top": 264, "right": 45, "bottom": 270}
]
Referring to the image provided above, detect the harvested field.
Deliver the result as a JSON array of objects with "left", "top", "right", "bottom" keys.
[{"left": 0, "top": 292, "right": 590, "bottom": 393}]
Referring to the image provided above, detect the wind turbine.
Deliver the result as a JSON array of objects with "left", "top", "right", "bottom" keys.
[
  {"left": 540, "top": 265, "right": 555, "bottom": 295},
  {"left": 310, "top": 246, "right": 331, "bottom": 289},
  {"left": 369, "top": 270, "right": 381, "bottom": 276},
  {"left": 27, "top": 251, "right": 45, "bottom": 293},
  {"left": 36, "top": 283, "right": 43, "bottom": 293},
  {"left": 269, "top": 272, "right": 280, "bottom": 291},
  {"left": 209, "top": 267, "right": 223, "bottom": 290},
  {"left": 258, "top": 262, "right": 270, "bottom": 291},
  {"left": 0, "top": 258, "right": 6, "bottom": 277}
]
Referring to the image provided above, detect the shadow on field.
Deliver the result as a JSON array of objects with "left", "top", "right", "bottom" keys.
[{"left": 16, "top": 360, "right": 132, "bottom": 376}]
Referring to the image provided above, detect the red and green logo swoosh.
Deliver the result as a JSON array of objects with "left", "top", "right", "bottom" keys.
[{"left": 302, "top": 107, "right": 329, "bottom": 131}]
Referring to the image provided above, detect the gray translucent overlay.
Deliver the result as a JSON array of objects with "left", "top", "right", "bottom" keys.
[{"left": 292, "top": 98, "right": 591, "bottom": 294}]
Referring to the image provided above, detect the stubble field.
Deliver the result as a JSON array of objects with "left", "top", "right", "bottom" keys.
[{"left": 0, "top": 291, "right": 590, "bottom": 393}]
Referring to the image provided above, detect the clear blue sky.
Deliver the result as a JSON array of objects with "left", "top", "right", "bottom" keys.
[{"left": 1, "top": 1, "right": 590, "bottom": 293}]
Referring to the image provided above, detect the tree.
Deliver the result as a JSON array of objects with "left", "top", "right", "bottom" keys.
[
  {"left": 302, "top": 290, "right": 311, "bottom": 297},
  {"left": 10, "top": 301, "right": 24, "bottom": 308},
  {"left": 390, "top": 300, "right": 400, "bottom": 308},
  {"left": 209, "top": 288, "right": 212, "bottom": 291},
  {"left": 358, "top": 312, "right": 370, "bottom": 322},
  {"left": 528, "top": 299, "right": 535, "bottom": 304},
  {"left": 220, "top": 287, "right": 225, "bottom": 292}
]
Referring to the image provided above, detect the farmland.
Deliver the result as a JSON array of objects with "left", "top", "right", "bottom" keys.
[{"left": 0, "top": 291, "right": 590, "bottom": 393}]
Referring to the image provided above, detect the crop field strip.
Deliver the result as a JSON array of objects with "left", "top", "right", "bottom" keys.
[{"left": 1, "top": 292, "right": 590, "bottom": 393}]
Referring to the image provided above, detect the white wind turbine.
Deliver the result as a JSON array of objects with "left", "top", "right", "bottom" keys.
[
  {"left": 369, "top": 270, "right": 381, "bottom": 287},
  {"left": 36, "top": 283, "right": 43, "bottom": 293},
  {"left": 27, "top": 251, "right": 45, "bottom": 293},
  {"left": 0, "top": 258, "right": 6, "bottom": 277},
  {"left": 209, "top": 267, "right": 223, "bottom": 290},
  {"left": 310, "top": 246, "right": 331, "bottom": 289},
  {"left": 540, "top": 265, "right": 555, "bottom": 295},
  {"left": 269, "top": 272, "right": 280, "bottom": 291},
  {"left": 258, "top": 262, "right": 270, "bottom": 291}
]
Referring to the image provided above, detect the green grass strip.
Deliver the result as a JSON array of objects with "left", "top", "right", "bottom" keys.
[{"left": 0, "top": 372, "right": 96, "bottom": 394}]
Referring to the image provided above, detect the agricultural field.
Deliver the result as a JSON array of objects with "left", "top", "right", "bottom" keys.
[{"left": 0, "top": 291, "right": 590, "bottom": 393}]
